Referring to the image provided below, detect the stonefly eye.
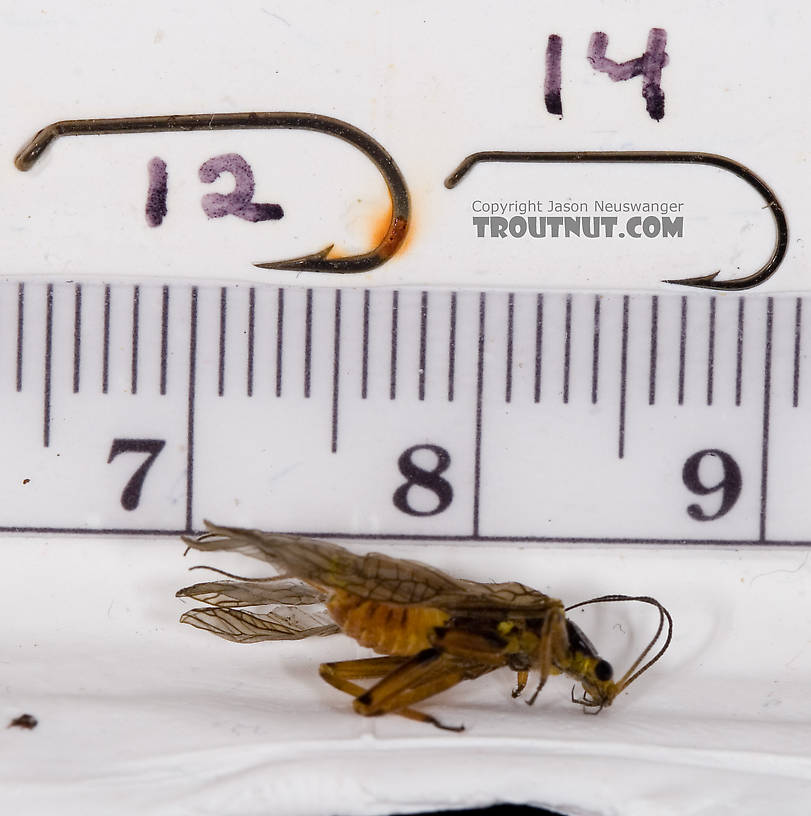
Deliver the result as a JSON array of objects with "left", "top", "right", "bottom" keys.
[{"left": 594, "top": 659, "right": 613, "bottom": 682}]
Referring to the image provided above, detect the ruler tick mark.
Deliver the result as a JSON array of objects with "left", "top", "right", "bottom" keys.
[
  {"left": 448, "top": 292, "right": 457, "bottom": 402},
  {"left": 793, "top": 297, "right": 802, "bottom": 408},
  {"left": 276, "top": 288, "right": 284, "bottom": 398},
  {"left": 218, "top": 287, "right": 227, "bottom": 397},
  {"left": 618, "top": 295, "right": 629, "bottom": 459},
  {"left": 736, "top": 298, "right": 745, "bottom": 407},
  {"left": 563, "top": 294, "right": 572, "bottom": 404},
  {"left": 102, "top": 285, "right": 111, "bottom": 394},
  {"left": 591, "top": 295, "right": 601, "bottom": 405},
  {"left": 43, "top": 284, "right": 54, "bottom": 448},
  {"left": 160, "top": 286, "right": 169, "bottom": 395},
  {"left": 649, "top": 295, "right": 658, "bottom": 405},
  {"left": 0, "top": 526, "right": 810, "bottom": 545},
  {"left": 505, "top": 292, "right": 514, "bottom": 403},
  {"left": 390, "top": 290, "right": 399, "bottom": 400},
  {"left": 760, "top": 297, "right": 774, "bottom": 542},
  {"left": 706, "top": 297, "right": 716, "bottom": 406},
  {"left": 534, "top": 294, "right": 544, "bottom": 403},
  {"left": 331, "top": 289, "right": 342, "bottom": 453},
  {"left": 73, "top": 284, "right": 82, "bottom": 393},
  {"left": 247, "top": 287, "right": 255, "bottom": 397},
  {"left": 186, "top": 287, "right": 198, "bottom": 533},
  {"left": 131, "top": 285, "right": 140, "bottom": 395},
  {"left": 678, "top": 296, "right": 687, "bottom": 406},
  {"left": 0, "top": 524, "right": 809, "bottom": 545},
  {"left": 473, "top": 292, "right": 486, "bottom": 538},
  {"left": 304, "top": 289, "right": 313, "bottom": 399},
  {"left": 362, "top": 289, "right": 370, "bottom": 399},
  {"left": 15, "top": 283, "right": 24, "bottom": 392},
  {"left": 419, "top": 291, "right": 428, "bottom": 401}
]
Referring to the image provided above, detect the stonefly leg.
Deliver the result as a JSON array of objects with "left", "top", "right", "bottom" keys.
[
  {"left": 445, "top": 150, "right": 786, "bottom": 291},
  {"left": 15, "top": 111, "right": 410, "bottom": 273},
  {"left": 318, "top": 655, "right": 463, "bottom": 730}
]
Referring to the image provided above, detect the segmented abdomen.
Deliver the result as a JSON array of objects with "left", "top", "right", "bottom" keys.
[{"left": 326, "top": 589, "right": 449, "bottom": 656}]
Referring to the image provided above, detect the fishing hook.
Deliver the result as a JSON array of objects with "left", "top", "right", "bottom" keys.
[
  {"left": 15, "top": 111, "right": 410, "bottom": 273},
  {"left": 445, "top": 150, "right": 786, "bottom": 291}
]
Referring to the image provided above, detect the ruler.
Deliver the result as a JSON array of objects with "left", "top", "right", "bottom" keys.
[{"left": 1, "top": 279, "right": 808, "bottom": 544}]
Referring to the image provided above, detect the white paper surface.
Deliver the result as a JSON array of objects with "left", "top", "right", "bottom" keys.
[
  {"left": 3, "top": 2, "right": 811, "bottom": 815},
  {"left": 3, "top": 537, "right": 811, "bottom": 815}
]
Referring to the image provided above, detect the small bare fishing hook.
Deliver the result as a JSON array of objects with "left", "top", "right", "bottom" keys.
[
  {"left": 445, "top": 150, "right": 787, "bottom": 291},
  {"left": 15, "top": 111, "right": 410, "bottom": 273}
]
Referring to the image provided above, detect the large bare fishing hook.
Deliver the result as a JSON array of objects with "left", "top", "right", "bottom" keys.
[
  {"left": 445, "top": 150, "right": 786, "bottom": 290},
  {"left": 15, "top": 112, "right": 410, "bottom": 273}
]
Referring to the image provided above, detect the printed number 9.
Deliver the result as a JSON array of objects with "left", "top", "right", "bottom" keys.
[{"left": 682, "top": 449, "right": 742, "bottom": 521}]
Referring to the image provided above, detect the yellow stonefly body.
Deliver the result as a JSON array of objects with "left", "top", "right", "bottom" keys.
[{"left": 177, "top": 522, "right": 672, "bottom": 731}]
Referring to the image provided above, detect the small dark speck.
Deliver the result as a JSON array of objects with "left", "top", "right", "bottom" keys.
[
  {"left": 22, "top": 478, "right": 30, "bottom": 485},
  {"left": 8, "top": 713, "right": 37, "bottom": 730}
]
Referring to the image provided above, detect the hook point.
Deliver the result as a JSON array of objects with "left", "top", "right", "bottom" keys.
[
  {"left": 254, "top": 244, "right": 335, "bottom": 271},
  {"left": 662, "top": 270, "right": 722, "bottom": 289}
]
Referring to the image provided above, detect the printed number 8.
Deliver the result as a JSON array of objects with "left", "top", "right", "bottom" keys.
[{"left": 393, "top": 444, "right": 453, "bottom": 517}]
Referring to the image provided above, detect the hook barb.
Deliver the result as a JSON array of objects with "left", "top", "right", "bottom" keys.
[
  {"left": 15, "top": 112, "right": 410, "bottom": 274},
  {"left": 445, "top": 150, "right": 786, "bottom": 291}
]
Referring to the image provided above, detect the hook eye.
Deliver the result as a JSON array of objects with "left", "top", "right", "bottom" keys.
[
  {"left": 15, "top": 111, "right": 410, "bottom": 274},
  {"left": 445, "top": 150, "right": 786, "bottom": 291}
]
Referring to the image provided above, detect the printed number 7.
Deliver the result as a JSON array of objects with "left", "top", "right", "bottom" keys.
[{"left": 107, "top": 438, "right": 166, "bottom": 511}]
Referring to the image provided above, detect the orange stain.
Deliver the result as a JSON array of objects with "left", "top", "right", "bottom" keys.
[
  {"left": 329, "top": 201, "right": 413, "bottom": 263},
  {"left": 368, "top": 203, "right": 394, "bottom": 247},
  {"left": 367, "top": 201, "right": 414, "bottom": 259}
]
